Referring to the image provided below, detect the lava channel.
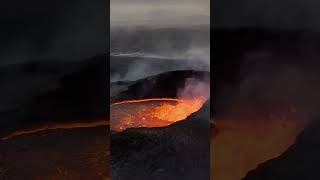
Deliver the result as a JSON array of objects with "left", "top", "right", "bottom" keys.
[
  {"left": 110, "top": 97, "right": 206, "bottom": 131},
  {"left": 0, "top": 120, "right": 109, "bottom": 141}
]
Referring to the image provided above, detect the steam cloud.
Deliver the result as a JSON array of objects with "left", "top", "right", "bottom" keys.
[
  {"left": 110, "top": 26, "right": 210, "bottom": 82},
  {"left": 178, "top": 77, "right": 210, "bottom": 101}
]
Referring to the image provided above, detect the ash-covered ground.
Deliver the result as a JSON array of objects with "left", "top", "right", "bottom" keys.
[{"left": 111, "top": 101, "right": 210, "bottom": 180}]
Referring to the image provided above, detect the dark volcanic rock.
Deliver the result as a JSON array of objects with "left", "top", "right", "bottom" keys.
[
  {"left": 244, "top": 119, "right": 320, "bottom": 180},
  {"left": 110, "top": 101, "right": 210, "bottom": 180}
]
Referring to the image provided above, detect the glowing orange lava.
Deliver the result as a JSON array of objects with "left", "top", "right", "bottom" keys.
[
  {"left": 111, "top": 97, "right": 206, "bottom": 131},
  {"left": 1, "top": 120, "right": 109, "bottom": 140}
]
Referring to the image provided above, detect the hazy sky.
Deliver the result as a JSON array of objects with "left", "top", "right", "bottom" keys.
[{"left": 111, "top": 0, "right": 210, "bottom": 27}]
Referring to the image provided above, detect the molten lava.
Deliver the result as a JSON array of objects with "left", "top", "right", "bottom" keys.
[
  {"left": 110, "top": 97, "right": 206, "bottom": 131},
  {"left": 0, "top": 120, "right": 109, "bottom": 140}
]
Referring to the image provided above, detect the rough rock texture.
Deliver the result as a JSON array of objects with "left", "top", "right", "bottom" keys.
[{"left": 111, "top": 101, "right": 210, "bottom": 180}]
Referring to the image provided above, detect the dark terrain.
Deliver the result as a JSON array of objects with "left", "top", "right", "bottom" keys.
[{"left": 111, "top": 101, "right": 210, "bottom": 180}]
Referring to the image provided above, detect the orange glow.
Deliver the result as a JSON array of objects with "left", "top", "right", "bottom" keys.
[
  {"left": 111, "top": 98, "right": 187, "bottom": 106},
  {"left": 111, "top": 97, "right": 206, "bottom": 131},
  {"left": 1, "top": 120, "right": 109, "bottom": 140},
  {"left": 211, "top": 113, "right": 305, "bottom": 180}
]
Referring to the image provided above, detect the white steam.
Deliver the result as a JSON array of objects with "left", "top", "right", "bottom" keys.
[
  {"left": 178, "top": 77, "right": 210, "bottom": 100},
  {"left": 110, "top": 45, "right": 210, "bottom": 83}
]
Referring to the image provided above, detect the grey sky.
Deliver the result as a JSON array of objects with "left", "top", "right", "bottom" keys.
[{"left": 111, "top": 0, "right": 210, "bottom": 27}]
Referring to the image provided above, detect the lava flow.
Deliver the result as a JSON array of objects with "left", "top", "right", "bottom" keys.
[
  {"left": 0, "top": 120, "right": 109, "bottom": 140},
  {"left": 110, "top": 97, "right": 206, "bottom": 131}
]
